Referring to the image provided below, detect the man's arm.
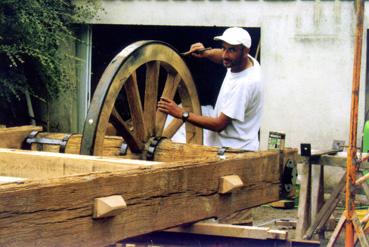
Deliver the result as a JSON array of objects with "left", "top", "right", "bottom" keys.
[
  {"left": 189, "top": 43, "right": 223, "bottom": 64},
  {"left": 157, "top": 97, "right": 230, "bottom": 132}
]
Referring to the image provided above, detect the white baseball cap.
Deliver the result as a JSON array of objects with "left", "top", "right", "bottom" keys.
[{"left": 214, "top": 27, "right": 252, "bottom": 49}]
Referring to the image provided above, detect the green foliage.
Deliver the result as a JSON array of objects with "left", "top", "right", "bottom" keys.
[{"left": 0, "top": 0, "right": 99, "bottom": 124}]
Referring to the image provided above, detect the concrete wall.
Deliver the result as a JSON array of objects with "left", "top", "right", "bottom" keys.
[{"left": 90, "top": 0, "right": 369, "bottom": 150}]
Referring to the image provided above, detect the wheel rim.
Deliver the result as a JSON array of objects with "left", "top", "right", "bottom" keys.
[{"left": 80, "top": 40, "right": 202, "bottom": 156}]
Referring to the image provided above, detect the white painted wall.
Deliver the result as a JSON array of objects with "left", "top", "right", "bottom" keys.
[{"left": 91, "top": 0, "right": 369, "bottom": 150}]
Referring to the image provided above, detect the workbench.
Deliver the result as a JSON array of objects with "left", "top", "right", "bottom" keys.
[{"left": 296, "top": 151, "right": 369, "bottom": 240}]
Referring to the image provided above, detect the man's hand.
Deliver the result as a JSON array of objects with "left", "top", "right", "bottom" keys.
[
  {"left": 157, "top": 97, "right": 183, "bottom": 119},
  {"left": 189, "top": 43, "right": 223, "bottom": 64},
  {"left": 189, "top": 43, "right": 208, "bottom": 58}
]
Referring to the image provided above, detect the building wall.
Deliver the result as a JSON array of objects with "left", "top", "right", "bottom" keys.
[{"left": 90, "top": 1, "right": 368, "bottom": 150}]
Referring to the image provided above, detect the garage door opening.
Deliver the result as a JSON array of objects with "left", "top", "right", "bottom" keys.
[{"left": 91, "top": 25, "right": 261, "bottom": 107}]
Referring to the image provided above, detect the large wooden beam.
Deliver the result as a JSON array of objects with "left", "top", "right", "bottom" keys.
[
  {"left": 0, "top": 150, "right": 281, "bottom": 246},
  {"left": 0, "top": 148, "right": 159, "bottom": 179},
  {"left": 0, "top": 127, "right": 296, "bottom": 166},
  {"left": 0, "top": 125, "right": 42, "bottom": 149}
]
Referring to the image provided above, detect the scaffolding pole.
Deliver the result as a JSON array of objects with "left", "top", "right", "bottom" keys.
[{"left": 346, "top": 0, "right": 365, "bottom": 245}]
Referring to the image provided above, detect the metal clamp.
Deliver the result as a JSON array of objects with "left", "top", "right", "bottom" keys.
[
  {"left": 24, "top": 132, "right": 73, "bottom": 153},
  {"left": 119, "top": 142, "right": 128, "bottom": 156},
  {"left": 59, "top": 134, "right": 73, "bottom": 153},
  {"left": 281, "top": 159, "right": 297, "bottom": 196},
  {"left": 22, "top": 130, "right": 40, "bottom": 150},
  {"left": 146, "top": 136, "right": 166, "bottom": 161},
  {"left": 217, "top": 147, "right": 229, "bottom": 160}
]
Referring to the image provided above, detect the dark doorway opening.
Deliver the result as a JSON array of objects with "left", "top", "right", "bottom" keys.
[{"left": 91, "top": 25, "right": 261, "bottom": 106}]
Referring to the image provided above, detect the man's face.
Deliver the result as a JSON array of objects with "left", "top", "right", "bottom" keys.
[{"left": 221, "top": 42, "right": 247, "bottom": 72}]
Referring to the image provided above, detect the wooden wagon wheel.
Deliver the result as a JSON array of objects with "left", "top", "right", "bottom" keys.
[{"left": 80, "top": 40, "right": 203, "bottom": 156}]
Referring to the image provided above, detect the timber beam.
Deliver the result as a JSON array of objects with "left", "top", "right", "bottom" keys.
[{"left": 0, "top": 149, "right": 282, "bottom": 246}]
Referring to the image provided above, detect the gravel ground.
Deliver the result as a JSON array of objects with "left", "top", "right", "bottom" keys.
[{"left": 251, "top": 204, "right": 298, "bottom": 239}]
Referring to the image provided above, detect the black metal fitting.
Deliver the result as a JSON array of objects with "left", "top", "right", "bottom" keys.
[
  {"left": 146, "top": 136, "right": 166, "bottom": 161},
  {"left": 23, "top": 131, "right": 73, "bottom": 153}
]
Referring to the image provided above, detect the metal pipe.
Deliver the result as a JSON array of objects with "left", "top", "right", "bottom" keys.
[
  {"left": 25, "top": 89, "right": 36, "bottom": 126},
  {"left": 345, "top": 0, "right": 365, "bottom": 245}
]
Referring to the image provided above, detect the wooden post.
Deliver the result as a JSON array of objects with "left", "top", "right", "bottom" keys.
[
  {"left": 296, "top": 157, "right": 311, "bottom": 239},
  {"left": 346, "top": 0, "right": 365, "bottom": 245},
  {"left": 311, "top": 164, "right": 324, "bottom": 239}
]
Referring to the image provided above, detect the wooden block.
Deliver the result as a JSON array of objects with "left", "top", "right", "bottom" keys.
[
  {"left": 267, "top": 229, "right": 288, "bottom": 240},
  {"left": 0, "top": 125, "right": 42, "bottom": 149},
  {"left": 270, "top": 200, "right": 294, "bottom": 209},
  {"left": 166, "top": 222, "right": 287, "bottom": 240},
  {"left": 275, "top": 219, "right": 297, "bottom": 229},
  {"left": 218, "top": 175, "right": 244, "bottom": 194},
  {"left": 93, "top": 195, "right": 127, "bottom": 219}
]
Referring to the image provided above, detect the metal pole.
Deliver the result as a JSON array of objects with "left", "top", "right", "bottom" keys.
[{"left": 346, "top": 0, "right": 364, "bottom": 245}]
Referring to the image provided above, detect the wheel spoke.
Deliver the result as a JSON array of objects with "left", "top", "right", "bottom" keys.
[
  {"left": 144, "top": 61, "right": 160, "bottom": 139},
  {"left": 177, "top": 80, "right": 200, "bottom": 144},
  {"left": 162, "top": 118, "right": 184, "bottom": 139},
  {"left": 155, "top": 73, "right": 181, "bottom": 136},
  {"left": 125, "top": 71, "right": 146, "bottom": 143},
  {"left": 161, "top": 73, "right": 182, "bottom": 100},
  {"left": 110, "top": 107, "right": 143, "bottom": 152}
]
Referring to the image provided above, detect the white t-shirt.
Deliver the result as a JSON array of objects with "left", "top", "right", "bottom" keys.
[{"left": 205, "top": 55, "right": 263, "bottom": 151}]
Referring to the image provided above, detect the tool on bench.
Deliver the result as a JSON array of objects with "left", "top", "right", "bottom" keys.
[{"left": 300, "top": 140, "right": 345, "bottom": 159}]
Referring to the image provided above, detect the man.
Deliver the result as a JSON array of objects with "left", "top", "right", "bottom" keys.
[{"left": 158, "top": 27, "right": 262, "bottom": 151}]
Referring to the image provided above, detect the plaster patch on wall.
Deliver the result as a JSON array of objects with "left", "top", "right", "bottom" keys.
[{"left": 294, "top": 1, "right": 353, "bottom": 38}]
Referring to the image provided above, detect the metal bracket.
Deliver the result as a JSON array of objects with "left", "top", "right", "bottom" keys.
[
  {"left": 281, "top": 159, "right": 297, "bottom": 196},
  {"left": 22, "top": 130, "right": 40, "bottom": 150},
  {"left": 119, "top": 142, "right": 128, "bottom": 156},
  {"left": 24, "top": 132, "right": 73, "bottom": 153},
  {"left": 146, "top": 136, "right": 166, "bottom": 161},
  {"left": 300, "top": 143, "right": 311, "bottom": 157},
  {"left": 59, "top": 134, "right": 73, "bottom": 153},
  {"left": 217, "top": 147, "right": 229, "bottom": 160},
  {"left": 332, "top": 140, "right": 345, "bottom": 152}
]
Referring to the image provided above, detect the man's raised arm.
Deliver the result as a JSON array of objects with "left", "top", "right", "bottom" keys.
[{"left": 189, "top": 43, "right": 223, "bottom": 64}]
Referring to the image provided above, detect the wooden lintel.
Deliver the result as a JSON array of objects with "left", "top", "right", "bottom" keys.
[
  {"left": 0, "top": 150, "right": 281, "bottom": 246},
  {"left": 165, "top": 222, "right": 287, "bottom": 240}
]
